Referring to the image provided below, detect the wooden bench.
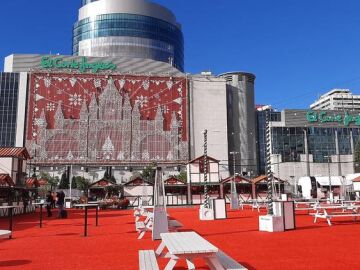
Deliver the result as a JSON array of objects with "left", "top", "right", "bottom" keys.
[
  {"left": 0, "top": 230, "right": 12, "bottom": 239},
  {"left": 216, "top": 250, "right": 248, "bottom": 270},
  {"left": 138, "top": 250, "right": 159, "bottom": 270}
]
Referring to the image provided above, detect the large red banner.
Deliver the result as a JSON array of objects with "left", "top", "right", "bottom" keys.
[{"left": 26, "top": 73, "right": 188, "bottom": 164}]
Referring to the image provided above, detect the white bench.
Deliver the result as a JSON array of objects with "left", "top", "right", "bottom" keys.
[
  {"left": 139, "top": 250, "right": 159, "bottom": 270},
  {"left": 0, "top": 230, "right": 12, "bottom": 239},
  {"left": 136, "top": 221, "right": 153, "bottom": 240},
  {"left": 216, "top": 250, "right": 248, "bottom": 270}
]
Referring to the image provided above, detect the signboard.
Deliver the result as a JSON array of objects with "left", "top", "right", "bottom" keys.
[
  {"left": 40, "top": 56, "right": 117, "bottom": 73},
  {"left": 306, "top": 111, "right": 360, "bottom": 126}
]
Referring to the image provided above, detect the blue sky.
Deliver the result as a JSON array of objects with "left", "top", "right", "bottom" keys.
[{"left": 1, "top": 0, "right": 360, "bottom": 109}]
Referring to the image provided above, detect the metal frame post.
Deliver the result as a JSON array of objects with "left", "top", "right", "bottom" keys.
[
  {"left": 265, "top": 110, "right": 273, "bottom": 215},
  {"left": 203, "top": 129, "right": 210, "bottom": 208}
]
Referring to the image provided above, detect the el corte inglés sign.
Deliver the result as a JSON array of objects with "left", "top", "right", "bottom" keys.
[
  {"left": 40, "top": 56, "right": 117, "bottom": 73},
  {"left": 306, "top": 111, "right": 360, "bottom": 126}
]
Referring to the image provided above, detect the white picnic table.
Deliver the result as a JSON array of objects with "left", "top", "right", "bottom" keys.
[
  {"left": 0, "top": 230, "right": 12, "bottom": 239},
  {"left": 155, "top": 231, "right": 224, "bottom": 270},
  {"left": 310, "top": 204, "right": 360, "bottom": 226}
]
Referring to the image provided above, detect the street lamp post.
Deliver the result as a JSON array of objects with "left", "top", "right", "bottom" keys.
[
  {"left": 290, "top": 175, "right": 296, "bottom": 197},
  {"left": 341, "top": 175, "right": 346, "bottom": 200},
  {"left": 229, "top": 151, "right": 239, "bottom": 209},
  {"left": 324, "top": 155, "right": 333, "bottom": 202}
]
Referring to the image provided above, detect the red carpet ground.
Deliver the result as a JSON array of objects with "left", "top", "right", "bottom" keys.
[{"left": 0, "top": 206, "right": 360, "bottom": 269}]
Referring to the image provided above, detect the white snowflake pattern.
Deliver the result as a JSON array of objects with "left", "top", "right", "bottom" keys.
[
  {"left": 69, "top": 93, "right": 83, "bottom": 106},
  {"left": 66, "top": 151, "right": 74, "bottom": 160},
  {"left": 142, "top": 80, "right": 150, "bottom": 90},
  {"left": 119, "top": 79, "right": 126, "bottom": 89},
  {"left": 94, "top": 78, "right": 102, "bottom": 88},
  {"left": 142, "top": 151, "right": 150, "bottom": 160},
  {"left": 135, "top": 95, "right": 148, "bottom": 108},
  {"left": 44, "top": 77, "right": 51, "bottom": 88},
  {"left": 69, "top": 77, "right": 77, "bottom": 87},
  {"left": 166, "top": 80, "right": 173, "bottom": 90},
  {"left": 46, "top": 102, "right": 55, "bottom": 111},
  {"left": 34, "top": 118, "right": 45, "bottom": 126}
]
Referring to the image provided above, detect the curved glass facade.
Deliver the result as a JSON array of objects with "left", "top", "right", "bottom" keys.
[
  {"left": 81, "top": 0, "right": 99, "bottom": 7},
  {"left": 73, "top": 13, "right": 184, "bottom": 71}
]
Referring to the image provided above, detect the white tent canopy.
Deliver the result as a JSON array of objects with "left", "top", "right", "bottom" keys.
[{"left": 314, "top": 176, "right": 351, "bottom": 186}]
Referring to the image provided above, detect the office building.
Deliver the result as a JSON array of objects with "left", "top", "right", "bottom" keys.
[
  {"left": 266, "top": 109, "right": 360, "bottom": 185},
  {"left": 310, "top": 89, "right": 360, "bottom": 111},
  {"left": 0, "top": 72, "right": 27, "bottom": 147}
]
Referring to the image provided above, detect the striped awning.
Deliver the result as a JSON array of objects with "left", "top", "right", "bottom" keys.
[
  {"left": 0, "top": 174, "right": 15, "bottom": 186},
  {"left": 0, "top": 147, "right": 31, "bottom": 160},
  {"left": 25, "top": 178, "right": 39, "bottom": 188}
]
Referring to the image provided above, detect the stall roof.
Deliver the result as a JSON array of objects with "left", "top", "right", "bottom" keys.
[
  {"left": 252, "top": 175, "right": 287, "bottom": 184},
  {"left": 0, "top": 147, "right": 30, "bottom": 160},
  {"left": 164, "top": 176, "right": 186, "bottom": 185},
  {"left": 188, "top": 155, "right": 220, "bottom": 164},
  {"left": 90, "top": 179, "right": 116, "bottom": 188},
  {"left": 221, "top": 175, "right": 251, "bottom": 184},
  {"left": 124, "top": 177, "right": 153, "bottom": 186},
  {"left": 0, "top": 174, "right": 15, "bottom": 186}
]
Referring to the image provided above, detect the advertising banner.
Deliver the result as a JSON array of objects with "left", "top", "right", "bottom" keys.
[{"left": 26, "top": 73, "right": 188, "bottom": 164}]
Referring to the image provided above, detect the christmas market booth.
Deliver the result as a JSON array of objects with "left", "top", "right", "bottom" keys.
[
  {"left": 89, "top": 179, "right": 120, "bottom": 199},
  {"left": 123, "top": 177, "right": 154, "bottom": 206},
  {"left": 186, "top": 155, "right": 221, "bottom": 205},
  {"left": 164, "top": 176, "right": 187, "bottom": 205},
  {"left": 0, "top": 174, "right": 37, "bottom": 215},
  {"left": 220, "top": 175, "right": 252, "bottom": 202},
  {"left": 251, "top": 175, "right": 287, "bottom": 199},
  {"left": 0, "top": 174, "right": 15, "bottom": 203}
]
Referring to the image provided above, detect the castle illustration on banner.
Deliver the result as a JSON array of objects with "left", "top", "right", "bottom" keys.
[{"left": 26, "top": 74, "right": 188, "bottom": 164}]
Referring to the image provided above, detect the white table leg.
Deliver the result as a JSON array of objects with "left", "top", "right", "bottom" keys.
[
  {"left": 205, "top": 256, "right": 225, "bottom": 270},
  {"left": 165, "top": 258, "right": 178, "bottom": 270},
  {"left": 186, "top": 258, "right": 195, "bottom": 270},
  {"left": 137, "top": 231, "right": 146, "bottom": 239},
  {"left": 155, "top": 241, "right": 166, "bottom": 257}
]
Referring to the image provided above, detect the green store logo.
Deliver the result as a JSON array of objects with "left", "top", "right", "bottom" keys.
[
  {"left": 306, "top": 111, "right": 360, "bottom": 126},
  {"left": 40, "top": 56, "right": 117, "bottom": 73}
]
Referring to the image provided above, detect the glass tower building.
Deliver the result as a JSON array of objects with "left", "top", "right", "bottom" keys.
[
  {"left": 73, "top": 0, "right": 184, "bottom": 71},
  {"left": 0, "top": 73, "right": 20, "bottom": 147}
]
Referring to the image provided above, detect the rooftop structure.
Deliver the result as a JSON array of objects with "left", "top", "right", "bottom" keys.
[
  {"left": 310, "top": 88, "right": 360, "bottom": 111},
  {"left": 73, "top": 0, "right": 184, "bottom": 71}
]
